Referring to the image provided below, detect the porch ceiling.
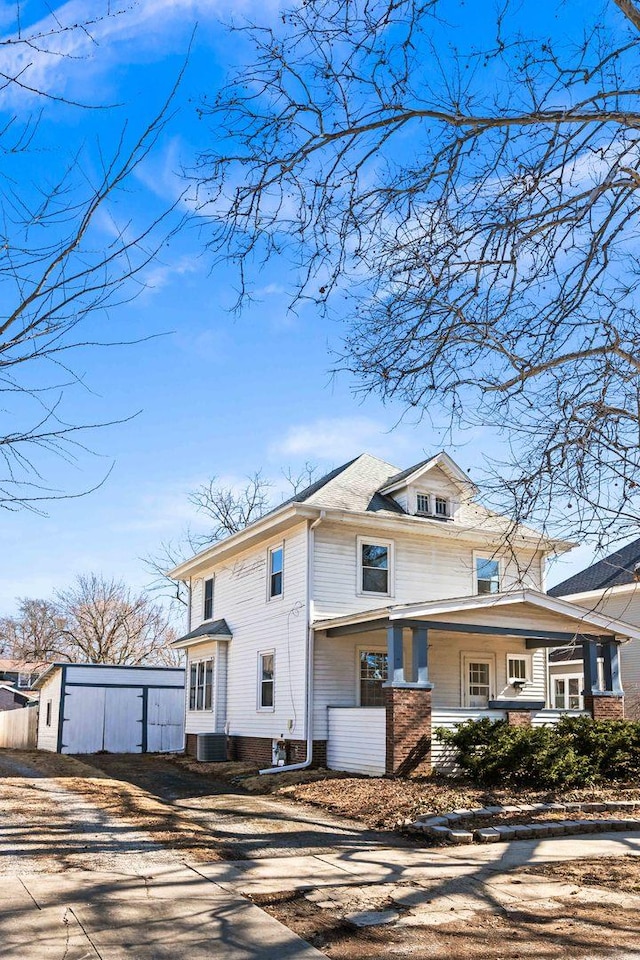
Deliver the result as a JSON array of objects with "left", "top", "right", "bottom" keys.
[{"left": 314, "top": 589, "right": 640, "bottom": 644}]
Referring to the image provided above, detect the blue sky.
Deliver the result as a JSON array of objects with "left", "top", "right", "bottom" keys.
[{"left": 0, "top": 0, "right": 600, "bottom": 616}]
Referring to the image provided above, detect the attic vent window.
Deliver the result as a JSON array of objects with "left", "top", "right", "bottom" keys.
[{"left": 416, "top": 493, "right": 450, "bottom": 518}]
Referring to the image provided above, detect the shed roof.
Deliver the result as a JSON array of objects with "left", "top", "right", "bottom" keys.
[{"left": 172, "top": 618, "right": 232, "bottom": 648}]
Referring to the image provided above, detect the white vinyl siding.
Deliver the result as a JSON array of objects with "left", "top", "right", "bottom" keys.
[
  {"left": 313, "top": 521, "right": 543, "bottom": 619},
  {"left": 36, "top": 671, "right": 63, "bottom": 752},
  {"left": 327, "top": 707, "right": 386, "bottom": 775},
  {"left": 187, "top": 523, "right": 308, "bottom": 741}
]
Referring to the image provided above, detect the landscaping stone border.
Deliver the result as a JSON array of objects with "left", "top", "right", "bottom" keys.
[{"left": 406, "top": 800, "right": 640, "bottom": 845}]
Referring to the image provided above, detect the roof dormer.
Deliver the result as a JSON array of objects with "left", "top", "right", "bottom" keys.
[{"left": 378, "top": 452, "right": 477, "bottom": 521}]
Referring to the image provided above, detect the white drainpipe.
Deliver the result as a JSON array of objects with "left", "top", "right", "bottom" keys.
[{"left": 260, "top": 510, "right": 325, "bottom": 775}]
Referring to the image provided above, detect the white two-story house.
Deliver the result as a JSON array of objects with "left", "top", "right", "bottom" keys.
[{"left": 170, "top": 453, "right": 639, "bottom": 776}]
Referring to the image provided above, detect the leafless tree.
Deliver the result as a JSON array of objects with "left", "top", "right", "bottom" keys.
[
  {"left": 0, "top": 7, "right": 186, "bottom": 511},
  {"left": 1, "top": 575, "right": 179, "bottom": 665},
  {"left": 194, "top": 0, "right": 640, "bottom": 549}
]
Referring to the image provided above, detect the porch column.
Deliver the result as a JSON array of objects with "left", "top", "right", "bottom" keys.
[
  {"left": 582, "top": 638, "right": 625, "bottom": 720},
  {"left": 385, "top": 624, "right": 433, "bottom": 777}
]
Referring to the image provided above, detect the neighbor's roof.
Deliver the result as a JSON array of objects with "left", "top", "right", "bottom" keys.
[
  {"left": 549, "top": 538, "right": 640, "bottom": 597},
  {"left": 0, "top": 659, "right": 50, "bottom": 674}
]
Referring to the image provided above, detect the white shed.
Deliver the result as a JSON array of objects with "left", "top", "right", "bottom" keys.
[{"left": 34, "top": 663, "right": 185, "bottom": 754}]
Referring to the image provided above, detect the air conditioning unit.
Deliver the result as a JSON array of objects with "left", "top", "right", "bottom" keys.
[{"left": 196, "top": 733, "right": 227, "bottom": 762}]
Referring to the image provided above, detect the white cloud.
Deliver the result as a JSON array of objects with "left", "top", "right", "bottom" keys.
[{"left": 271, "top": 415, "right": 419, "bottom": 465}]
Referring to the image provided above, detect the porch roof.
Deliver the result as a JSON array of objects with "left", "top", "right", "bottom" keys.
[{"left": 313, "top": 588, "right": 640, "bottom": 644}]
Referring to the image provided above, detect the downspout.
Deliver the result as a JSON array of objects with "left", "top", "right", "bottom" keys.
[{"left": 260, "top": 510, "right": 326, "bottom": 775}]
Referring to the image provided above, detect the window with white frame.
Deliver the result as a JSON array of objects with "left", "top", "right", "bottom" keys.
[
  {"left": 507, "top": 654, "right": 531, "bottom": 684},
  {"left": 476, "top": 556, "right": 501, "bottom": 594},
  {"left": 416, "top": 492, "right": 450, "bottom": 518},
  {"left": 553, "top": 676, "right": 583, "bottom": 710},
  {"left": 189, "top": 658, "right": 214, "bottom": 711},
  {"left": 434, "top": 496, "right": 449, "bottom": 517},
  {"left": 358, "top": 650, "right": 388, "bottom": 706},
  {"left": 17, "top": 672, "right": 31, "bottom": 688},
  {"left": 359, "top": 539, "right": 393, "bottom": 595},
  {"left": 268, "top": 546, "right": 283, "bottom": 599},
  {"left": 416, "top": 493, "right": 431, "bottom": 514},
  {"left": 258, "top": 651, "right": 275, "bottom": 709},
  {"left": 203, "top": 577, "right": 214, "bottom": 621}
]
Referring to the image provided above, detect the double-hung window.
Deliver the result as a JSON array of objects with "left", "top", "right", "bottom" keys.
[
  {"left": 268, "top": 546, "right": 283, "bottom": 599},
  {"left": 258, "top": 652, "right": 275, "bottom": 709},
  {"left": 189, "top": 658, "right": 214, "bottom": 711},
  {"left": 358, "top": 650, "right": 388, "bottom": 706},
  {"left": 203, "top": 577, "right": 214, "bottom": 621},
  {"left": 359, "top": 538, "right": 393, "bottom": 595},
  {"left": 476, "top": 556, "right": 500, "bottom": 594}
]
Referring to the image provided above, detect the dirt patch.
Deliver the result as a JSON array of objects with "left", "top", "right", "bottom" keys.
[
  {"left": 256, "top": 870, "right": 640, "bottom": 959},
  {"left": 525, "top": 854, "right": 640, "bottom": 894}
]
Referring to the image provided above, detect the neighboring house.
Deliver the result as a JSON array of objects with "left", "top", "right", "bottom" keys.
[
  {"left": 33, "top": 664, "right": 185, "bottom": 754},
  {"left": 0, "top": 659, "right": 49, "bottom": 693},
  {"left": 549, "top": 538, "right": 640, "bottom": 716},
  {"left": 170, "top": 453, "right": 640, "bottom": 777},
  {"left": 0, "top": 683, "right": 37, "bottom": 712}
]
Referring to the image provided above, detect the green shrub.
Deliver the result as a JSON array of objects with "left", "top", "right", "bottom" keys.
[{"left": 435, "top": 715, "right": 640, "bottom": 788}]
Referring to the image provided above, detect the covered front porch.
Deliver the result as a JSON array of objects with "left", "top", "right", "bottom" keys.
[{"left": 313, "top": 590, "right": 636, "bottom": 777}]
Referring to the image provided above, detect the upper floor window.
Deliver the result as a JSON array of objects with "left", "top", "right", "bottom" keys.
[
  {"left": 434, "top": 496, "right": 449, "bottom": 518},
  {"left": 203, "top": 577, "right": 214, "bottom": 621},
  {"left": 476, "top": 556, "right": 500, "bottom": 594},
  {"left": 416, "top": 493, "right": 430, "bottom": 514},
  {"left": 189, "top": 658, "right": 214, "bottom": 711},
  {"left": 359, "top": 539, "right": 393, "bottom": 595},
  {"left": 17, "top": 672, "right": 32, "bottom": 688},
  {"left": 268, "top": 546, "right": 283, "bottom": 599}
]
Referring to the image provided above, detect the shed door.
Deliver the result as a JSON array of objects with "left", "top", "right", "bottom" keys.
[
  {"left": 147, "top": 688, "right": 185, "bottom": 752},
  {"left": 103, "top": 687, "right": 143, "bottom": 753},
  {"left": 61, "top": 685, "right": 143, "bottom": 754}
]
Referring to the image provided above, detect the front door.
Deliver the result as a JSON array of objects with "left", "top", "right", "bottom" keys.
[{"left": 463, "top": 656, "right": 494, "bottom": 708}]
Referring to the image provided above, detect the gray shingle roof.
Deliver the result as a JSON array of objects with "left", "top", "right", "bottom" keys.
[
  {"left": 381, "top": 457, "right": 434, "bottom": 489},
  {"left": 549, "top": 538, "right": 640, "bottom": 596},
  {"left": 175, "top": 618, "right": 232, "bottom": 645}
]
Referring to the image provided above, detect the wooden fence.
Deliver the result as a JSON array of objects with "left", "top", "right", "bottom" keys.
[{"left": 0, "top": 706, "right": 38, "bottom": 748}]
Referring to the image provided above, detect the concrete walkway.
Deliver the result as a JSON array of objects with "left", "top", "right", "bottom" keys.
[{"left": 4, "top": 831, "right": 640, "bottom": 958}]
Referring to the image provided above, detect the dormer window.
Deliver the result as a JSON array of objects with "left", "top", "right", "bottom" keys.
[{"left": 415, "top": 492, "right": 450, "bottom": 519}]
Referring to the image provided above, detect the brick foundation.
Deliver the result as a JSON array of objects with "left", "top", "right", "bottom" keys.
[
  {"left": 228, "top": 736, "right": 327, "bottom": 768},
  {"left": 506, "top": 711, "right": 532, "bottom": 727},
  {"left": 584, "top": 695, "right": 625, "bottom": 720},
  {"left": 385, "top": 686, "right": 432, "bottom": 777},
  {"left": 185, "top": 733, "right": 198, "bottom": 757}
]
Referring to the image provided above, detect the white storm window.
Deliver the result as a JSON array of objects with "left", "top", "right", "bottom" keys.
[
  {"left": 189, "top": 658, "right": 214, "bottom": 711},
  {"left": 359, "top": 539, "right": 393, "bottom": 595},
  {"left": 268, "top": 546, "right": 283, "bottom": 599},
  {"left": 553, "top": 676, "right": 583, "bottom": 710},
  {"left": 203, "top": 577, "right": 214, "bottom": 621},
  {"left": 258, "top": 652, "right": 275, "bottom": 710},
  {"left": 476, "top": 556, "right": 501, "bottom": 594},
  {"left": 507, "top": 655, "right": 530, "bottom": 684}
]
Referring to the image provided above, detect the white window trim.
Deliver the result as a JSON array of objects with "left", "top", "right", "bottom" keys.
[
  {"left": 506, "top": 653, "right": 533, "bottom": 686},
  {"left": 355, "top": 645, "right": 387, "bottom": 706},
  {"left": 461, "top": 653, "right": 496, "bottom": 708},
  {"left": 188, "top": 655, "right": 215, "bottom": 713},
  {"left": 267, "top": 543, "right": 284, "bottom": 602},
  {"left": 257, "top": 649, "right": 276, "bottom": 712},
  {"left": 356, "top": 535, "right": 395, "bottom": 598},
  {"left": 202, "top": 576, "right": 215, "bottom": 622},
  {"left": 552, "top": 672, "right": 584, "bottom": 710},
  {"left": 472, "top": 550, "right": 504, "bottom": 595}
]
